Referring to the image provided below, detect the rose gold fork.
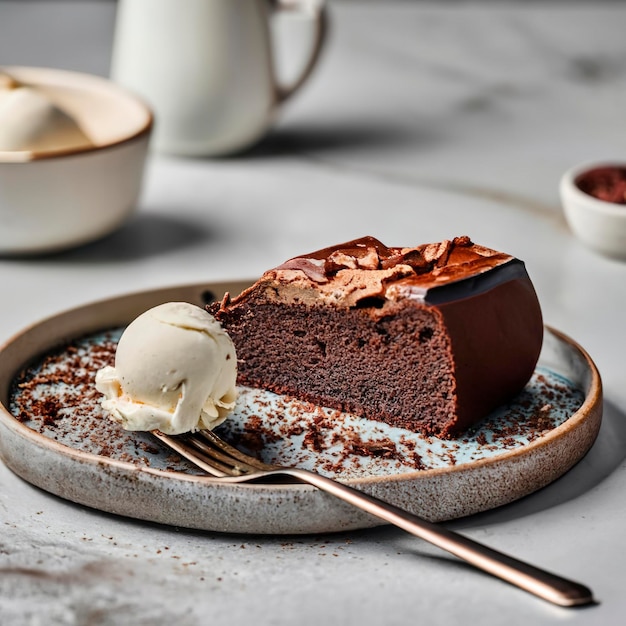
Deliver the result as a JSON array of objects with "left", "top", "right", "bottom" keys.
[{"left": 153, "top": 429, "right": 594, "bottom": 608}]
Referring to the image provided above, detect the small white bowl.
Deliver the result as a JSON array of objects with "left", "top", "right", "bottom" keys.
[
  {"left": 0, "top": 66, "right": 153, "bottom": 255},
  {"left": 560, "top": 161, "right": 626, "bottom": 260}
]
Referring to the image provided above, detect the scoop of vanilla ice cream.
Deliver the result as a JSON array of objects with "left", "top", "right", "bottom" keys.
[
  {"left": 95, "top": 302, "right": 238, "bottom": 435},
  {"left": 0, "top": 84, "right": 93, "bottom": 152}
]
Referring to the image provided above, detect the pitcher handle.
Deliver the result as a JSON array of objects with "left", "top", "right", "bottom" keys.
[{"left": 272, "top": 0, "right": 329, "bottom": 104}]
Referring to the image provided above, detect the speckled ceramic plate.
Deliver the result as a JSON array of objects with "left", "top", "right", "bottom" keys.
[{"left": 0, "top": 282, "right": 602, "bottom": 535}]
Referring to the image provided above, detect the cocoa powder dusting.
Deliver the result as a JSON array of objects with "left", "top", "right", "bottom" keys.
[
  {"left": 8, "top": 329, "right": 584, "bottom": 481},
  {"left": 8, "top": 332, "right": 202, "bottom": 474}
]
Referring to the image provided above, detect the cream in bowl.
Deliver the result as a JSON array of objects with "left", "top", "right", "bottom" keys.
[
  {"left": 560, "top": 161, "right": 626, "bottom": 260},
  {"left": 0, "top": 66, "right": 153, "bottom": 255}
]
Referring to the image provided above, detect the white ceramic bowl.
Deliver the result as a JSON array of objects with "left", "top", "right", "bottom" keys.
[
  {"left": 560, "top": 161, "right": 626, "bottom": 260},
  {"left": 0, "top": 66, "right": 153, "bottom": 255}
]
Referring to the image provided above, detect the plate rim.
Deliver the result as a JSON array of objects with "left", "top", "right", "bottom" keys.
[{"left": 0, "top": 279, "right": 602, "bottom": 535}]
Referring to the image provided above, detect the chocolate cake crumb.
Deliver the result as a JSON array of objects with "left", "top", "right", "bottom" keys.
[{"left": 302, "top": 420, "right": 328, "bottom": 453}]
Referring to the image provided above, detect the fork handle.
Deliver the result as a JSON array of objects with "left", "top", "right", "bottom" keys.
[{"left": 276, "top": 467, "right": 594, "bottom": 607}]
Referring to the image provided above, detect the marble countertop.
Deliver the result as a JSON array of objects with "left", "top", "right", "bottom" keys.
[{"left": 1, "top": 1, "right": 625, "bottom": 624}]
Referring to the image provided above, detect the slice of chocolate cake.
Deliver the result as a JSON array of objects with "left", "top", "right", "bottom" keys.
[{"left": 210, "top": 236, "right": 543, "bottom": 437}]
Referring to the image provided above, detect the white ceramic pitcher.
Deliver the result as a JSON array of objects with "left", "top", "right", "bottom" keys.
[{"left": 110, "top": 0, "right": 327, "bottom": 156}]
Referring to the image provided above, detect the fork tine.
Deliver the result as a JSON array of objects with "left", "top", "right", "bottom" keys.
[
  {"left": 182, "top": 432, "right": 262, "bottom": 475},
  {"left": 196, "top": 429, "right": 277, "bottom": 471},
  {"left": 152, "top": 431, "right": 231, "bottom": 477},
  {"left": 154, "top": 429, "right": 269, "bottom": 477}
]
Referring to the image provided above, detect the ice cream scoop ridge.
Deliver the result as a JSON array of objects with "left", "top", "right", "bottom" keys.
[{"left": 95, "top": 302, "right": 237, "bottom": 435}]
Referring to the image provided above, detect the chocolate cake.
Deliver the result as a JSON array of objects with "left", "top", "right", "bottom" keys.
[{"left": 210, "top": 236, "right": 544, "bottom": 437}]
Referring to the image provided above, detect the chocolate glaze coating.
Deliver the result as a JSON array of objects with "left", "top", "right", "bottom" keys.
[{"left": 212, "top": 236, "right": 543, "bottom": 437}]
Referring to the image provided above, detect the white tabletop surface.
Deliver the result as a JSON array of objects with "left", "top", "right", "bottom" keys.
[{"left": 1, "top": 1, "right": 625, "bottom": 624}]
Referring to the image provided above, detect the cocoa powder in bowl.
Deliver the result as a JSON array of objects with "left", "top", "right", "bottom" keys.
[{"left": 575, "top": 166, "right": 626, "bottom": 204}]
